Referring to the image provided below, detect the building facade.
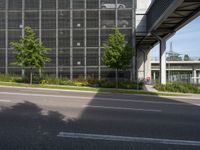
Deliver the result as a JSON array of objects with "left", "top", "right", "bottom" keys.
[{"left": 0, "top": 0, "right": 136, "bottom": 80}]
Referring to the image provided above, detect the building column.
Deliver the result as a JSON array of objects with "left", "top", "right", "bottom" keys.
[
  {"left": 56, "top": 0, "right": 59, "bottom": 78},
  {"left": 98, "top": 0, "right": 101, "bottom": 80},
  {"left": 39, "top": 0, "right": 42, "bottom": 77},
  {"left": 192, "top": 69, "right": 197, "bottom": 84},
  {"left": 152, "top": 33, "right": 167, "bottom": 85},
  {"left": 21, "top": 0, "right": 25, "bottom": 77},
  {"left": 70, "top": 0, "right": 73, "bottom": 80},
  {"left": 5, "top": 0, "right": 8, "bottom": 74},
  {"left": 84, "top": 0, "right": 87, "bottom": 80},
  {"left": 131, "top": 0, "right": 136, "bottom": 81}
]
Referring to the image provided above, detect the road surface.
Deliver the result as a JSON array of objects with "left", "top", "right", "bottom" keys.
[{"left": 0, "top": 86, "right": 199, "bottom": 150}]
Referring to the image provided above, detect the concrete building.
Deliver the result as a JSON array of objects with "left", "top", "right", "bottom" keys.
[
  {"left": 151, "top": 60, "right": 200, "bottom": 84},
  {"left": 0, "top": 0, "right": 200, "bottom": 83},
  {"left": 0, "top": 0, "right": 138, "bottom": 80}
]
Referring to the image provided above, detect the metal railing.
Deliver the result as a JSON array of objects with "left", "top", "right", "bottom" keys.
[{"left": 151, "top": 57, "right": 200, "bottom": 61}]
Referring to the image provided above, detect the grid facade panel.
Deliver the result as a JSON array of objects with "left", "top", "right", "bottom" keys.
[
  {"left": 42, "top": 11, "right": 56, "bottom": 29},
  {"left": 86, "top": 11, "right": 99, "bottom": 28},
  {"left": 58, "top": 0, "right": 70, "bottom": 9},
  {"left": 42, "top": 0, "right": 56, "bottom": 10},
  {"left": 0, "top": 0, "right": 135, "bottom": 80},
  {"left": 0, "top": 0, "right": 5, "bottom": 10},
  {"left": 8, "top": 0, "right": 22, "bottom": 10},
  {"left": 25, "top": 11, "right": 39, "bottom": 29},
  {"left": 0, "top": 31, "right": 5, "bottom": 48},
  {"left": 25, "top": 0, "right": 39, "bottom": 10},
  {"left": 0, "top": 12, "right": 5, "bottom": 29},
  {"left": 58, "top": 11, "right": 70, "bottom": 28},
  {"left": 8, "top": 12, "right": 22, "bottom": 29}
]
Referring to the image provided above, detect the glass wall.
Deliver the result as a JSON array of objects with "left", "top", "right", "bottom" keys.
[{"left": 0, "top": 0, "right": 135, "bottom": 80}]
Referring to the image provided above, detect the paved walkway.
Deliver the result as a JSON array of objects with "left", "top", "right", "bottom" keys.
[{"left": 143, "top": 84, "right": 158, "bottom": 92}]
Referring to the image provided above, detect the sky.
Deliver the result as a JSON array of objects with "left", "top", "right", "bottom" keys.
[{"left": 151, "top": 16, "right": 200, "bottom": 58}]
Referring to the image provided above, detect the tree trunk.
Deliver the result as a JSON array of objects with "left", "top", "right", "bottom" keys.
[
  {"left": 22, "top": 68, "right": 25, "bottom": 78},
  {"left": 30, "top": 67, "right": 33, "bottom": 84},
  {"left": 115, "top": 69, "right": 119, "bottom": 88},
  {"left": 39, "top": 68, "right": 42, "bottom": 78}
]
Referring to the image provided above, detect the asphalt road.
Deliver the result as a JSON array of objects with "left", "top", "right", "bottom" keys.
[{"left": 0, "top": 86, "right": 200, "bottom": 150}]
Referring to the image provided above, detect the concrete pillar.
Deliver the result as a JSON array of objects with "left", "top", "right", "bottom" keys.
[
  {"left": 153, "top": 71, "right": 156, "bottom": 80},
  {"left": 145, "top": 49, "right": 151, "bottom": 80},
  {"left": 193, "top": 69, "right": 197, "bottom": 84},
  {"left": 159, "top": 39, "right": 166, "bottom": 84},
  {"left": 198, "top": 72, "right": 200, "bottom": 84},
  {"left": 152, "top": 33, "right": 167, "bottom": 85},
  {"left": 137, "top": 49, "right": 151, "bottom": 81}
]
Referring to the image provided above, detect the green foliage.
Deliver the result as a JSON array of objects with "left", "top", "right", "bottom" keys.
[
  {"left": 10, "top": 26, "right": 51, "bottom": 69},
  {"left": 40, "top": 79, "right": 49, "bottom": 86},
  {"left": 0, "top": 74, "right": 144, "bottom": 90},
  {"left": 0, "top": 74, "right": 21, "bottom": 82},
  {"left": 98, "top": 80, "right": 116, "bottom": 88},
  {"left": 103, "top": 27, "right": 133, "bottom": 70},
  {"left": 154, "top": 82, "right": 200, "bottom": 93},
  {"left": 98, "top": 79, "right": 143, "bottom": 89},
  {"left": 183, "top": 54, "right": 190, "bottom": 61}
]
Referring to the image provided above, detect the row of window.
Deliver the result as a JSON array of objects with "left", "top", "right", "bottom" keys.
[
  {"left": 0, "top": 66, "right": 130, "bottom": 79},
  {"left": 0, "top": 10, "right": 132, "bottom": 29},
  {"left": 0, "top": 0, "right": 133, "bottom": 10},
  {"left": 0, "top": 48, "right": 107, "bottom": 67},
  {"left": 0, "top": 29, "right": 132, "bottom": 48}
]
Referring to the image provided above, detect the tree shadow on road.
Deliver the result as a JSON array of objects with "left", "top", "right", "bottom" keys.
[{"left": 0, "top": 101, "right": 73, "bottom": 150}]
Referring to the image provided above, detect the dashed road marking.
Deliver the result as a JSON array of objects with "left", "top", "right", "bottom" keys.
[
  {"left": 85, "top": 105, "right": 162, "bottom": 112},
  {"left": 0, "top": 99, "right": 12, "bottom": 103}
]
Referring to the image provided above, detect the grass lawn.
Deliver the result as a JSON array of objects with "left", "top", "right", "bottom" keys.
[{"left": 0, "top": 81, "right": 183, "bottom": 97}]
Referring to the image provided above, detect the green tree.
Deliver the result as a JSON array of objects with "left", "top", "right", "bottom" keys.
[
  {"left": 10, "top": 26, "right": 51, "bottom": 84},
  {"left": 183, "top": 54, "right": 190, "bottom": 61},
  {"left": 103, "top": 27, "right": 134, "bottom": 88}
]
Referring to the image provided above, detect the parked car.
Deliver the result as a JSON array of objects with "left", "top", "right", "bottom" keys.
[
  {"left": 101, "top": 3, "right": 126, "bottom": 9},
  {"left": 102, "top": 20, "right": 129, "bottom": 28}
]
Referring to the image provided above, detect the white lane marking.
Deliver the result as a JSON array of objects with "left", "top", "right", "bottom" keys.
[
  {"left": 0, "top": 99, "right": 12, "bottom": 103},
  {"left": 2, "top": 85, "right": 200, "bottom": 100},
  {"left": 85, "top": 105, "right": 162, "bottom": 112},
  {"left": 0, "top": 91, "right": 197, "bottom": 106},
  {"left": 57, "top": 132, "right": 200, "bottom": 147}
]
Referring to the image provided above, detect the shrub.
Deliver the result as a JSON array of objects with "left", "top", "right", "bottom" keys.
[
  {"left": 0, "top": 74, "right": 144, "bottom": 90},
  {"left": 40, "top": 79, "right": 49, "bottom": 85},
  {"left": 119, "top": 81, "right": 143, "bottom": 89},
  {"left": 98, "top": 79, "right": 116, "bottom": 88},
  {"left": 0, "top": 74, "right": 21, "bottom": 82},
  {"left": 155, "top": 82, "right": 200, "bottom": 93}
]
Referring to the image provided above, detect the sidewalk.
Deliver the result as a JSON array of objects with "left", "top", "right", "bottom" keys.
[{"left": 143, "top": 84, "right": 158, "bottom": 92}]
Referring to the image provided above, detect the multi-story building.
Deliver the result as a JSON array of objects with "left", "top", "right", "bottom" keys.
[
  {"left": 1, "top": 0, "right": 199, "bottom": 84},
  {"left": 0, "top": 0, "right": 137, "bottom": 80}
]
